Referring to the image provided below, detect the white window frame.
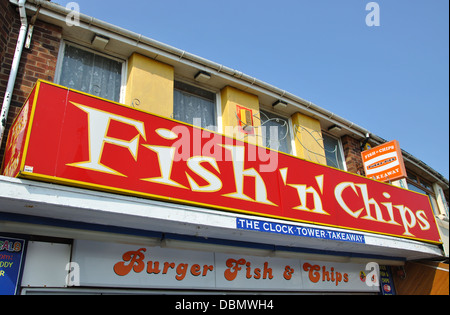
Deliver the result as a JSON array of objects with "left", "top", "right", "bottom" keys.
[
  {"left": 173, "top": 77, "right": 222, "bottom": 133},
  {"left": 406, "top": 171, "right": 441, "bottom": 216},
  {"left": 321, "top": 131, "right": 347, "bottom": 171},
  {"left": 433, "top": 183, "right": 449, "bottom": 218},
  {"left": 55, "top": 40, "right": 127, "bottom": 104},
  {"left": 259, "top": 107, "right": 295, "bottom": 156}
]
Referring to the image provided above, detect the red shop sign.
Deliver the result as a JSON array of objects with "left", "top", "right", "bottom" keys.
[{"left": 2, "top": 81, "right": 442, "bottom": 244}]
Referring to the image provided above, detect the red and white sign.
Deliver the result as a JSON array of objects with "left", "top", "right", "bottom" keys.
[
  {"left": 361, "top": 140, "right": 407, "bottom": 182},
  {"left": 1, "top": 81, "right": 441, "bottom": 244}
]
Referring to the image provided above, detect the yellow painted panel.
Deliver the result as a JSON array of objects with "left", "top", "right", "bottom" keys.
[
  {"left": 220, "top": 86, "right": 261, "bottom": 145},
  {"left": 125, "top": 53, "right": 174, "bottom": 117},
  {"left": 291, "top": 112, "right": 326, "bottom": 164}
]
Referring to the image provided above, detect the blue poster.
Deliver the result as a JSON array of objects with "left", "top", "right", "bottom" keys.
[
  {"left": 0, "top": 237, "right": 26, "bottom": 295},
  {"left": 379, "top": 265, "right": 396, "bottom": 295}
]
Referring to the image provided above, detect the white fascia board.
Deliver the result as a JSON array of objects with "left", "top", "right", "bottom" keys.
[{"left": 0, "top": 175, "right": 444, "bottom": 261}]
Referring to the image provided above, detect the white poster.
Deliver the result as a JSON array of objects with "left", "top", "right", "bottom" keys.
[
  {"left": 71, "top": 240, "right": 380, "bottom": 292},
  {"left": 71, "top": 240, "right": 216, "bottom": 290}
]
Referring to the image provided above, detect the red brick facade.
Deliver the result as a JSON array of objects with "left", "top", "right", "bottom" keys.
[
  {"left": 0, "top": 0, "right": 62, "bottom": 161},
  {"left": 341, "top": 135, "right": 365, "bottom": 176}
]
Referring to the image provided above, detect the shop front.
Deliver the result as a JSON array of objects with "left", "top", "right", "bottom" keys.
[
  {"left": 0, "top": 80, "right": 444, "bottom": 295},
  {"left": 2, "top": 81, "right": 442, "bottom": 245},
  {"left": 19, "top": 239, "right": 384, "bottom": 294}
]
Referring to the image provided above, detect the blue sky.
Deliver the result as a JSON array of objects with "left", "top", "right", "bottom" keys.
[{"left": 55, "top": 0, "right": 449, "bottom": 179}]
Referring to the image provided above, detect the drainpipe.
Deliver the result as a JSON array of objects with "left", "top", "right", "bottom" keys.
[{"left": 0, "top": 0, "right": 28, "bottom": 146}]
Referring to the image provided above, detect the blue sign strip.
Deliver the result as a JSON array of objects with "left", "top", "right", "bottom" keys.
[
  {"left": 236, "top": 218, "right": 365, "bottom": 244},
  {"left": 0, "top": 237, "right": 26, "bottom": 295}
]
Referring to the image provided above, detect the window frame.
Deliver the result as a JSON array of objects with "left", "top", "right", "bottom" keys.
[
  {"left": 321, "top": 131, "right": 347, "bottom": 171},
  {"left": 258, "top": 108, "right": 294, "bottom": 155},
  {"left": 55, "top": 40, "right": 127, "bottom": 103},
  {"left": 173, "top": 79, "right": 221, "bottom": 132},
  {"left": 406, "top": 170, "right": 439, "bottom": 216}
]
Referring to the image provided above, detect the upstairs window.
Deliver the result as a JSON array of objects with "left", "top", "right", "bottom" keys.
[
  {"left": 323, "top": 133, "right": 346, "bottom": 171},
  {"left": 173, "top": 81, "right": 217, "bottom": 130},
  {"left": 260, "top": 110, "right": 292, "bottom": 155},
  {"left": 406, "top": 171, "right": 439, "bottom": 216},
  {"left": 58, "top": 43, "right": 124, "bottom": 102}
]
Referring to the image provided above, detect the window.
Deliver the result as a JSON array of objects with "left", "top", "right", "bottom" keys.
[
  {"left": 260, "top": 110, "right": 292, "bottom": 155},
  {"left": 437, "top": 187, "right": 449, "bottom": 218},
  {"left": 58, "top": 44, "right": 124, "bottom": 102},
  {"left": 406, "top": 171, "right": 439, "bottom": 215},
  {"left": 173, "top": 81, "right": 217, "bottom": 130},
  {"left": 323, "top": 133, "right": 346, "bottom": 170}
]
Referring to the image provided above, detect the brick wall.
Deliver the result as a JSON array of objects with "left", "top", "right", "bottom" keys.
[
  {"left": 0, "top": 0, "right": 16, "bottom": 101},
  {"left": 342, "top": 135, "right": 365, "bottom": 176},
  {"left": 0, "top": 0, "right": 62, "bottom": 165},
  {"left": 0, "top": 0, "right": 15, "bottom": 70}
]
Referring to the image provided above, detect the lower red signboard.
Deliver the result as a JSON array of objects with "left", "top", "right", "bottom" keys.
[{"left": 1, "top": 81, "right": 442, "bottom": 244}]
